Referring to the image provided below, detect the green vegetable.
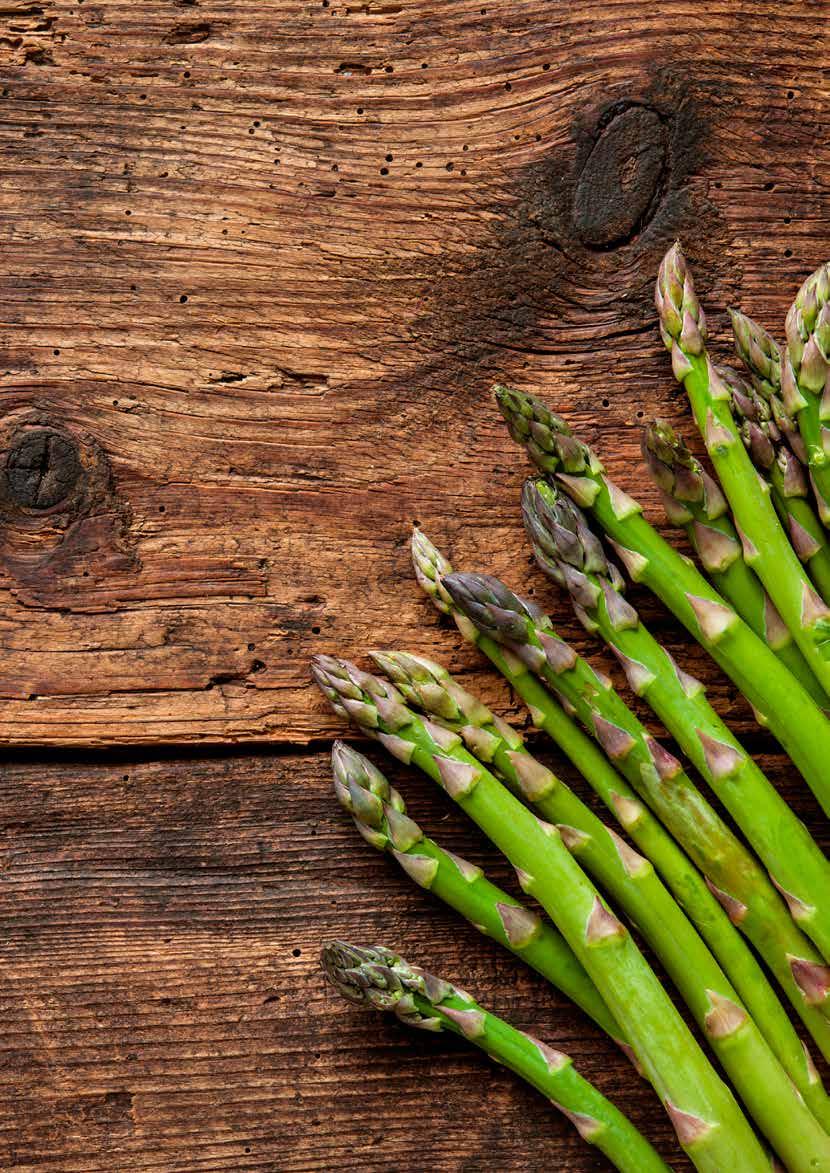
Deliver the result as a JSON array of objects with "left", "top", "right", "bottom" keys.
[
  {"left": 730, "top": 307, "right": 808, "bottom": 462},
  {"left": 782, "top": 262, "right": 830, "bottom": 525},
  {"left": 410, "top": 526, "right": 830, "bottom": 1103},
  {"left": 655, "top": 241, "right": 830, "bottom": 694},
  {"left": 523, "top": 477, "right": 830, "bottom": 965},
  {"left": 494, "top": 382, "right": 830, "bottom": 818},
  {"left": 642, "top": 418, "right": 825, "bottom": 703},
  {"left": 440, "top": 569, "right": 830, "bottom": 1045},
  {"left": 313, "top": 656, "right": 770, "bottom": 1172},
  {"left": 330, "top": 740, "right": 624, "bottom": 1045},
  {"left": 370, "top": 650, "right": 830, "bottom": 1151},
  {"left": 322, "top": 940, "right": 672, "bottom": 1173},
  {"left": 723, "top": 361, "right": 830, "bottom": 601}
]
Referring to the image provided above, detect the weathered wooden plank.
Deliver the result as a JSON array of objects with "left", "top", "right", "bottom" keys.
[
  {"left": 1, "top": 0, "right": 829, "bottom": 743},
  {"left": 0, "top": 747, "right": 704, "bottom": 1172},
  {"left": 0, "top": 746, "right": 824, "bottom": 1170}
]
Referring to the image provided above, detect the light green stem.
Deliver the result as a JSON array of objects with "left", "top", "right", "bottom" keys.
[
  {"left": 375, "top": 654, "right": 830, "bottom": 1155},
  {"left": 683, "top": 351, "right": 830, "bottom": 693},
  {"left": 323, "top": 941, "right": 671, "bottom": 1173},
  {"left": 314, "top": 661, "right": 770, "bottom": 1172},
  {"left": 331, "top": 743, "right": 623, "bottom": 1044},
  {"left": 409, "top": 527, "right": 830, "bottom": 1106}
]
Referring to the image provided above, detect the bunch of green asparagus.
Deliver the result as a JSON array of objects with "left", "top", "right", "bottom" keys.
[{"left": 313, "top": 244, "right": 830, "bottom": 1171}]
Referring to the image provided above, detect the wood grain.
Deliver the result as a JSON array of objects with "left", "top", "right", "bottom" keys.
[
  {"left": 0, "top": 749, "right": 692, "bottom": 1172},
  {"left": 2, "top": 1, "right": 830, "bottom": 1170},
  {"left": 0, "top": 0, "right": 828, "bottom": 745},
  {"left": 0, "top": 743, "right": 824, "bottom": 1172}
]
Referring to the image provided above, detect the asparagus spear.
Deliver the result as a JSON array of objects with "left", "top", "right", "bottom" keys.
[
  {"left": 655, "top": 242, "right": 830, "bottom": 694},
  {"left": 723, "top": 362, "right": 830, "bottom": 601},
  {"left": 312, "top": 656, "right": 770, "bottom": 1172},
  {"left": 730, "top": 308, "right": 808, "bottom": 463},
  {"left": 523, "top": 478, "right": 830, "bottom": 964},
  {"left": 782, "top": 262, "right": 830, "bottom": 524},
  {"left": 322, "top": 941, "right": 672, "bottom": 1173},
  {"left": 494, "top": 382, "right": 830, "bottom": 817},
  {"left": 641, "top": 419, "right": 825, "bottom": 704},
  {"left": 411, "top": 526, "right": 830, "bottom": 1090},
  {"left": 439, "top": 570, "right": 830, "bottom": 1039},
  {"left": 370, "top": 650, "right": 830, "bottom": 1144},
  {"left": 330, "top": 740, "right": 625, "bottom": 1046}
]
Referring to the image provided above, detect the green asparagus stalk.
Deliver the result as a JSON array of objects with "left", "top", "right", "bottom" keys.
[
  {"left": 411, "top": 526, "right": 830, "bottom": 1093},
  {"left": 322, "top": 941, "right": 672, "bottom": 1173},
  {"left": 313, "top": 656, "right": 770, "bottom": 1172},
  {"left": 523, "top": 478, "right": 830, "bottom": 965},
  {"left": 370, "top": 650, "right": 830, "bottom": 1147},
  {"left": 440, "top": 570, "right": 830, "bottom": 1040},
  {"left": 655, "top": 242, "right": 830, "bottom": 693},
  {"left": 330, "top": 740, "right": 625, "bottom": 1046},
  {"left": 723, "top": 362, "right": 830, "bottom": 601},
  {"left": 641, "top": 419, "right": 825, "bottom": 704},
  {"left": 782, "top": 262, "right": 830, "bottom": 524},
  {"left": 729, "top": 308, "right": 807, "bottom": 464},
  {"left": 494, "top": 382, "right": 830, "bottom": 817}
]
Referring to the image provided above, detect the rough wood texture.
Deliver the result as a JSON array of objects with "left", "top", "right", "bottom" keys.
[
  {"left": 1, "top": 747, "right": 825, "bottom": 1171},
  {"left": 2, "top": 1, "right": 830, "bottom": 1170},
  {"left": 0, "top": 0, "right": 827, "bottom": 745}
]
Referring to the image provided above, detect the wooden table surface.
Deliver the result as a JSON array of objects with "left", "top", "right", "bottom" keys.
[{"left": 2, "top": 1, "right": 829, "bottom": 1168}]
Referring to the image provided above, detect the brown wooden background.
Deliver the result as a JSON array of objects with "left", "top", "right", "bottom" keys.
[{"left": 1, "top": 1, "right": 829, "bottom": 1168}]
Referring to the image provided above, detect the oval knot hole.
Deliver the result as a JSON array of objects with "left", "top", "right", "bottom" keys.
[
  {"left": 5, "top": 428, "right": 82, "bottom": 509},
  {"left": 573, "top": 105, "right": 667, "bottom": 249}
]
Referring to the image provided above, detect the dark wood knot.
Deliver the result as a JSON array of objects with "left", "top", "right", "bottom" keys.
[
  {"left": 5, "top": 427, "right": 82, "bottom": 509},
  {"left": 573, "top": 104, "right": 667, "bottom": 249}
]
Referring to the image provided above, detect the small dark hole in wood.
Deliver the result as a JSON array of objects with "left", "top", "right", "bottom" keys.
[
  {"left": 312, "top": 625, "right": 321, "bottom": 634},
  {"left": 380, "top": 167, "right": 388, "bottom": 176},
  {"left": 248, "top": 642, "right": 256, "bottom": 651},
  {"left": 784, "top": 248, "right": 792, "bottom": 257},
  {"left": 159, "top": 505, "right": 166, "bottom": 512},
  {"left": 292, "top": 948, "right": 301, "bottom": 957},
  {"left": 179, "top": 294, "right": 188, "bottom": 303}
]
